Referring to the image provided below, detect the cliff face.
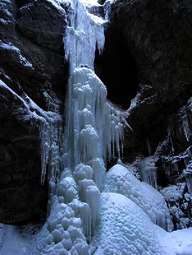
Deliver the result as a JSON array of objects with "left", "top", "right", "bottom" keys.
[
  {"left": 102, "top": 0, "right": 192, "bottom": 157},
  {"left": 0, "top": 0, "right": 192, "bottom": 227},
  {"left": 0, "top": 0, "right": 68, "bottom": 223},
  {"left": 103, "top": 0, "right": 192, "bottom": 228}
]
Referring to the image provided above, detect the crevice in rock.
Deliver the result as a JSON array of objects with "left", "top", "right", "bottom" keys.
[{"left": 94, "top": 25, "right": 139, "bottom": 109}]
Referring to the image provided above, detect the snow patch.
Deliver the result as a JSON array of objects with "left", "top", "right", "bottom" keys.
[{"left": 0, "top": 41, "right": 33, "bottom": 68}]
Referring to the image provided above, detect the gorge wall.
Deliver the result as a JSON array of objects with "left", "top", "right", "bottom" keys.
[{"left": 0, "top": 0, "right": 192, "bottom": 229}]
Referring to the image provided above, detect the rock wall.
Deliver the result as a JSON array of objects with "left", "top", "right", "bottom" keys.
[
  {"left": 102, "top": 0, "right": 192, "bottom": 228},
  {"left": 0, "top": 0, "right": 68, "bottom": 223}
]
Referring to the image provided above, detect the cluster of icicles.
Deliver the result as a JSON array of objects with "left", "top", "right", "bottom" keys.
[
  {"left": 161, "top": 97, "right": 192, "bottom": 194},
  {"left": 38, "top": 0, "right": 127, "bottom": 254}
]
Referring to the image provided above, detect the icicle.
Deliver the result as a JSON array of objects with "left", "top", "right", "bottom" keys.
[
  {"left": 183, "top": 160, "right": 192, "bottom": 194},
  {"left": 79, "top": 125, "right": 100, "bottom": 162},
  {"left": 182, "top": 115, "right": 191, "bottom": 142},
  {"left": 65, "top": 67, "right": 127, "bottom": 169},
  {"left": 40, "top": 120, "right": 50, "bottom": 184},
  {"left": 140, "top": 156, "right": 158, "bottom": 188},
  {"left": 69, "top": 199, "right": 92, "bottom": 242},
  {"left": 39, "top": 115, "right": 63, "bottom": 185},
  {"left": 64, "top": 0, "right": 105, "bottom": 71},
  {"left": 85, "top": 185, "right": 100, "bottom": 232},
  {"left": 79, "top": 179, "right": 95, "bottom": 201},
  {"left": 89, "top": 158, "right": 106, "bottom": 191},
  {"left": 168, "top": 127, "right": 175, "bottom": 154},
  {"left": 79, "top": 107, "right": 95, "bottom": 128},
  {"left": 78, "top": 179, "right": 100, "bottom": 239}
]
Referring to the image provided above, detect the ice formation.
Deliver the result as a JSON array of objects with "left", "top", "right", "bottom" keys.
[
  {"left": 161, "top": 185, "right": 183, "bottom": 203},
  {"left": 140, "top": 156, "right": 158, "bottom": 188},
  {"left": 38, "top": 0, "right": 127, "bottom": 253},
  {"left": 104, "top": 164, "right": 173, "bottom": 231},
  {"left": 64, "top": 67, "right": 126, "bottom": 168},
  {"left": 64, "top": 0, "right": 105, "bottom": 70},
  {"left": 92, "top": 192, "right": 163, "bottom": 255},
  {"left": 40, "top": 118, "right": 64, "bottom": 184},
  {"left": 179, "top": 97, "right": 192, "bottom": 143},
  {"left": 183, "top": 160, "right": 192, "bottom": 194}
]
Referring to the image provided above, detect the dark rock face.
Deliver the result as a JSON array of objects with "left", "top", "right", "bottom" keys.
[
  {"left": 103, "top": 0, "right": 192, "bottom": 228},
  {"left": 110, "top": 0, "right": 192, "bottom": 102},
  {"left": 95, "top": 25, "right": 139, "bottom": 108},
  {"left": 16, "top": 0, "right": 67, "bottom": 52},
  {"left": 106, "top": 0, "right": 192, "bottom": 161},
  {"left": 0, "top": 0, "right": 68, "bottom": 223}
]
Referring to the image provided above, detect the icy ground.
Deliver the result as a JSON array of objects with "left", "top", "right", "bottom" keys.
[
  {"left": 157, "top": 226, "right": 192, "bottom": 255},
  {"left": 0, "top": 175, "right": 192, "bottom": 255},
  {"left": 0, "top": 224, "right": 37, "bottom": 255}
]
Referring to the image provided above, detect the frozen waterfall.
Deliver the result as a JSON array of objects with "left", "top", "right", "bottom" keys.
[{"left": 38, "top": 0, "right": 127, "bottom": 254}]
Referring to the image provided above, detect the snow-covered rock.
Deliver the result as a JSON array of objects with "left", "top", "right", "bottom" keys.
[
  {"left": 104, "top": 164, "right": 173, "bottom": 231},
  {"left": 161, "top": 185, "right": 183, "bottom": 203}
]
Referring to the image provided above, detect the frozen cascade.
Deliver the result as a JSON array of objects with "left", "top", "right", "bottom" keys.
[
  {"left": 64, "top": 67, "right": 127, "bottom": 168},
  {"left": 38, "top": 0, "right": 127, "bottom": 254},
  {"left": 64, "top": 0, "right": 105, "bottom": 70}
]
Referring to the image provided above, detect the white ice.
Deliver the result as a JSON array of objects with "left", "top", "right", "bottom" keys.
[
  {"left": 92, "top": 192, "right": 163, "bottom": 255},
  {"left": 104, "top": 164, "right": 173, "bottom": 231},
  {"left": 161, "top": 185, "right": 183, "bottom": 202},
  {"left": 140, "top": 156, "right": 158, "bottom": 188},
  {"left": 157, "top": 227, "right": 192, "bottom": 255},
  {"left": 64, "top": 0, "right": 105, "bottom": 71},
  {"left": 91, "top": 193, "right": 192, "bottom": 255}
]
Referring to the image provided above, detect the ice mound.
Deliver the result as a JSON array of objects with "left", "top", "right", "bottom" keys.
[
  {"left": 92, "top": 192, "right": 163, "bottom": 255},
  {"left": 104, "top": 164, "right": 173, "bottom": 231}
]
